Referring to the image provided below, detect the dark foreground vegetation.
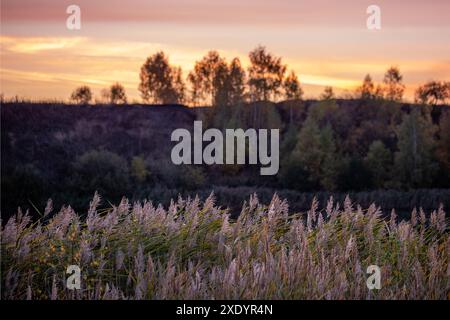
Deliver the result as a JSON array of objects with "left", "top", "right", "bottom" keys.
[{"left": 1, "top": 99, "right": 449, "bottom": 219}]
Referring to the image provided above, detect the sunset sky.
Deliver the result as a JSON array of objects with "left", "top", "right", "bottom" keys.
[{"left": 1, "top": 0, "right": 450, "bottom": 102}]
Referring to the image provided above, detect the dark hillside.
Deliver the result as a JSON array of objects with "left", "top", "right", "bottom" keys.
[{"left": 1, "top": 101, "right": 449, "bottom": 219}]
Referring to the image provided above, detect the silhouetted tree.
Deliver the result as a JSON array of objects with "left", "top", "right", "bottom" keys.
[
  {"left": 248, "top": 46, "right": 286, "bottom": 101},
  {"left": 139, "top": 52, "right": 185, "bottom": 104},
  {"left": 172, "top": 67, "right": 186, "bottom": 104},
  {"left": 187, "top": 72, "right": 202, "bottom": 106},
  {"left": 188, "top": 51, "right": 228, "bottom": 106},
  {"left": 357, "top": 74, "right": 375, "bottom": 100},
  {"left": 212, "top": 59, "right": 231, "bottom": 106},
  {"left": 70, "top": 85, "right": 92, "bottom": 104},
  {"left": 227, "top": 57, "right": 246, "bottom": 105},
  {"left": 320, "top": 86, "right": 335, "bottom": 100},
  {"left": 415, "top": 81, "right": 450, "bottom": 105},
  {"left": 102, "top": 82, "right": 127, "bottom": 104},
  {"left": 283, "top": 71, "right": 303, "bottom": 100},
  {"left": 374, "top": 85, "right": 385, "bottom": 100},
  {"left": 383, "top": 66, "right": 405, "bottom": 101}
]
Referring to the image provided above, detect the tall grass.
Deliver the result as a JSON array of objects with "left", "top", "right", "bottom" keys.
[{"left": 1, "top": 193, "right": 448, "bottom": 299}]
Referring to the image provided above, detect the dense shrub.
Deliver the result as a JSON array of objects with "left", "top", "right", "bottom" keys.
[
  {"left": 1, "top": 164, "right": 48, "bottom": 214},
  {"left": 69, "top": 150, "right": 130, "bottom": 201}
]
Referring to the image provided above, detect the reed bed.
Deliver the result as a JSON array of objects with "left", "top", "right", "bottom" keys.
[{"left": 1, "top": 193, "right": 448, "bottom": 299}]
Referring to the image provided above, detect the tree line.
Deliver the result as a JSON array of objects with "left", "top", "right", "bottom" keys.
[
  {"left": 278, "top": 103, "right": 449, "bottom": 191},
  {"left": 69, "top": 46, "right": 450, "bottom": 106}
]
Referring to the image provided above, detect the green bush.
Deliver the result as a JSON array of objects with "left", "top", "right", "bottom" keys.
[
  {"left": 69, "top": 150, "right": 130, "bottom": 201},
  {"left": 1, "top": 164, "right": 47, "bottom": 216}
]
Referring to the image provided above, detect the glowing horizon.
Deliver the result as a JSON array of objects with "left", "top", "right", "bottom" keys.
[{"left": 1, "top": 0, "right": 450, "bottom": 102}]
